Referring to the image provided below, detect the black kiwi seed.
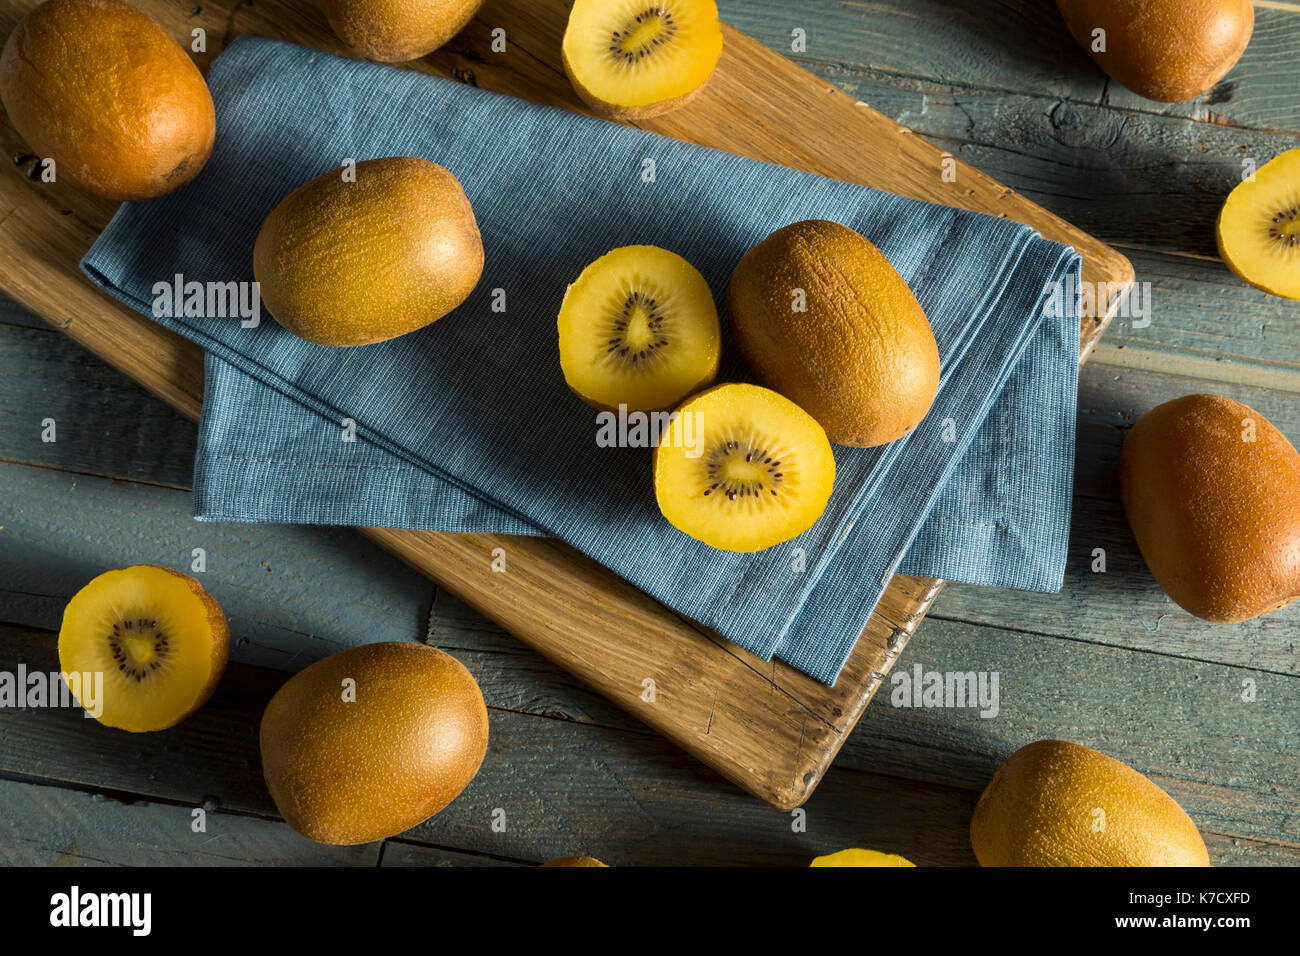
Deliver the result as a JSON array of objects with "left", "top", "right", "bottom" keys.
[
  {"left": 106, "top": 617, "right": 171, "bottom": 680},
  {"left": 608, "top": 6, "right": 680, "bottom": 64},
  {"left": 1266, "top": 206, "right": 1300, "bottom": 246},
  {"left": 604, "top": 289, "right": 670, "bottom": 368},
  {"left": 703, "top": 442, "right": 787, "bottom": 500}
]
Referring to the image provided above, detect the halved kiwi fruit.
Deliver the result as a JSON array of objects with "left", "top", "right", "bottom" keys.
[
  {"left": 558, "top": 245, "right": 721, "bottom": 412},
  {"left": 1217, "top": 148, "right": 1300, "bottom": 300},
  {"left": 654, "top": 383, "right": 836, "bottom": 552},
  {"left": 58, "top": 565, "right": 229, "bottom": 732},
  {"left": 561, "top": 0, "right": 724, "bottom": 119}
]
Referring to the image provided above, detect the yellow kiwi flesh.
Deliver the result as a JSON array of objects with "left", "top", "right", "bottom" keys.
[
  {"left": 654, "top": 383, "right": 835, "bottom": 552},
  {"left": 319, "top": 0, "right": 486, "bottom": 63},
  {"left": 1217, "top": 148, "right": 1300, "bottom": 300},
  {"left": 259, "top": 641, "right": 489, "bottom": 845},
  {"left": 970, "top": 740, "right": 1210, "bottom": 866},
  {"left": 810, "top": 849, "right": 916, "bottom": 867},
  {"left": 728, "top": 220, "right": 940, "bottom": 449},
  {"left": 58, "top": 565, "right": 229, "bottom": 733},
  {"left": 253, "top": 156, "right": 484, "bottom": 347},
  {"left": 562, "top": 0, "right": 724, "bottom": 119},
  {"left": 558, "top": 245, "right": 721, "bottom": 412}
]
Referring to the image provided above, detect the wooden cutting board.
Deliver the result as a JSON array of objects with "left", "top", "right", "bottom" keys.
[{"left": 0, "top": 0, "right": 1131, "bottom": 810}]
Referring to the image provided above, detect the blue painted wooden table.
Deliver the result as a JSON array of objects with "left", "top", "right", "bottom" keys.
[{"left": 1, "top": 0, "right": 1297, "bottom": 865}]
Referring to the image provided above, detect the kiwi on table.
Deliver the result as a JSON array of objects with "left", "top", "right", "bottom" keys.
[
  {"left": 1217, "top": 148, "right": 1300, "bottom": 300},
  {"left": 260, "top": 642, "right": 488, "bottom": 845},
  {"left": 540, "top": 856, "right": 609, "bottom": 867},
  {"left": 58, "top": 565, "right": 229, "bottom": 733},
  {"left": 970, "top": 740, "right": 1210, "bottom": 866},
  {"left": 1120, "top": 393, "right": 1300, "bottom": 622},
  {"left": 561, "top": 0, "right": 724, "bottom": 120},
  {"left": 1055, "top": 0, "right": 1253, "bottom": 103},
  {"left": 654, "top": 383, "right": 835, "bottom": 552},
  {"left": 558, "top": 245, "right": 721, "bottom": 412}
]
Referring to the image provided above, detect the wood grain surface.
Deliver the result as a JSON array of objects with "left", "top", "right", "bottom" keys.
[
  {"left": 2, "top": 0, "right": 1289, "bottom": 868},
  {"left": 0, "top": 0, "right": 1131, "bottom": 810},
  {"left": 4, "top": 0, "right": 1297, "bottom": 865},
  {"left": 2, "top": 301, "right": 1299, "bottom": 863}
]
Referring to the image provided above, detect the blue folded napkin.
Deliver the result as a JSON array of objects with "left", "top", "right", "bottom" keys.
[{"left": 82, "top": 36, "right": 1080, "bottom": 685}]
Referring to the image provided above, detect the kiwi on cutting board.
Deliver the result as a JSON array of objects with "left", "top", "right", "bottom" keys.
[
  {"left": 319, "top": 0, "right": 486, "bottom": 63},
  {"left": 727, "top": 220, "right": 940, "bottom": 449},
  {"left": 558, "top": 245, "right": 721, "bottom": 412},
  {"left": 1055, "top": 0, "right": 1253, "bottom": 103},
  {"left": 1217, "top": 148, "right": 1300, "bottom": 300},
  {"left": 0, "top": 0, "right": 215, "bottom": 202},
  {"left": 253, "top": 156, "right": 484, "bottom": 347},
  {"left": 1120, "top": 393, "right": 1300, "bottom": 623},
  {"left": 58, "top": 565, "right": 230, "bottom": 733},
  {"left": 562, "top": 0, "right": 724, "bottom": 119},
  {"left": 654, "top": 383, "right": 835, "bottom": 552}
]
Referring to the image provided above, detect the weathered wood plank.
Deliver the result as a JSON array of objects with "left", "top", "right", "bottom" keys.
[
  {"left": 0, "top": 460, "right": 434, "bottom": 673},
  {"left": 380, "top": 840, "right": 529, "bottom": 867},
  {"left": 0, "top": 292, "right": 47, "bottom": 329},
  {"left": 836, "top": 616, "right": 1300, "bottom": 847},
  {"left": 0, "top": 621, "right": 973, "bottom": 865},
  {"left": 720, "top": 0, "right": 1104, "bottom": 103},
  {"left": 791, "top": 65, "right": 1300, "bottom": 262},
  {"left": 0, "top": 776, "right": 380, "bottom": 866},
  {"left": 423, "top": 580, "right": 1300, "bottom": 848},
  {"left": 0, "top": 320, "right": 197, "bottom": 488},
  {"left": 719, "top": 0, "right": 1300, "bottom": 133},
  {"left": 1, "top": 620, "right": 1294, "bottom": 864}
]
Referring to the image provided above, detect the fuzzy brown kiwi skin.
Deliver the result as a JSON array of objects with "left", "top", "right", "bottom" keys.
[
  {"left": 319, "top": 0, "right": 487, "bottom": 63},
  {"left": 561, "top": 46, "right": 717, "bottom": 121},
  {"left": 143, "top": 565, "right": 229, "bottom": 731},
  {"left": 1119, "top": 395, "right": 1300, "bottom": 623}
]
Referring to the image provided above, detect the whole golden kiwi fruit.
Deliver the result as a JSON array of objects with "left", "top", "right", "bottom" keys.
[
  {"left": 320, "top": 0, "right": 486, "bottom": 62},
  {"left": 260, "top": 642, "right": 489, "bottom": 845},
  {"left": 253, "top": 156, "right": 484, "bottom": 347},
  {"left": 727, "top": 220, "right": 940, "bottom": 448},
  {"left": 1056, "top": 0, "right": 1253, "bottom": 102},
  {"left": 540, "top": 856, "right": 609, "bottom": 867},
  {"left": 0, "top": 0, "right": 216, "bottom": 202},
  {"left": 971, "top": 740, "right": 1210, "bottom": 867},
  {"left": 1120, "top": 394, "right": 1300, "bottom": 622}
]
